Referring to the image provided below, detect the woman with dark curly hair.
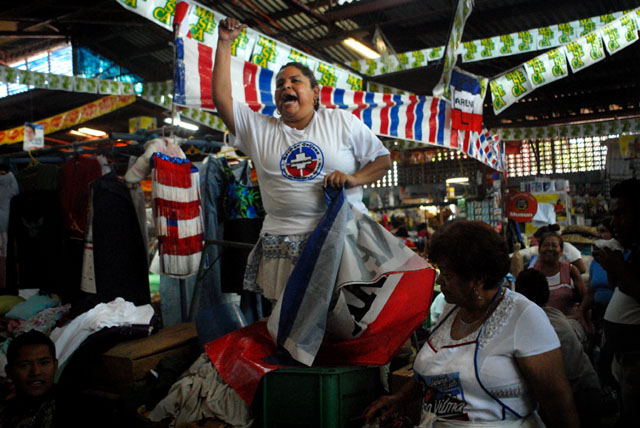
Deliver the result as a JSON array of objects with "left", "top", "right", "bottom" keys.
[{"left": 365, "top": 221, "right": 579, "bottom": 427}]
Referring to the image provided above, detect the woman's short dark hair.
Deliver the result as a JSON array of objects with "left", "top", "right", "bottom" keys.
[
  {"left": 515, "top": 268, "right": 550, "bottom": 306},
  {"left": 7, "top": 330, "right": 56, "bottom": 366},
  {"left": 277, "top": 62, "right": 320, "bottom": 110},
  {"left": 533, "top": 224, "right": 560, "bottom": 240},
  {"left": 427, "top": 220, "right": 510, "bottom": 289},
  {"left": 538, "top": 232, "right": 563, "bottom": 249}
]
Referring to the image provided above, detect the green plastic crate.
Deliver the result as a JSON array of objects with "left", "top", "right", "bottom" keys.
[{"left": 258, "top": 366, "right": 382, "bottom": 428}]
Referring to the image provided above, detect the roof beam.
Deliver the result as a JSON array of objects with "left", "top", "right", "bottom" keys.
[
  {"left": 0, "top": 31, "right": 67, "bottom": 39},
  {"left": 324, "top": 0, "right": 414, "bottom": 21},
  {"left": 283, "top": 0, "right": 331, "bottom": 25}
]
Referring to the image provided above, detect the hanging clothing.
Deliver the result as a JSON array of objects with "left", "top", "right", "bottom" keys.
[
  {"left": 59, "top": 156, "right": 102, "bottom": 237},
  {"left": 6, "top": 190, "right": 65, "bottom": 296},
  {"left": 59, "top": 156, "right": 103, "bottom": 297},
  {"left": 91, "top": 171, "right": 150, "bottom": 306},
  {"left": 151, "top": 153, "right": 203, "bottom": 277},
  {"left": 220, "top": 157, "right": 264, "bottom": 221},
  {"left": 197, "top": 156, "right": 228, "bottom": 309},
  {"left": 15, "top": 163, "right": 59, "bottom": 193},
  {"left": 0, "top": 172, "right": 19, "bottom": 290},
  {"left": 413, "top": 288, "right": 558, "bottom": 426}
]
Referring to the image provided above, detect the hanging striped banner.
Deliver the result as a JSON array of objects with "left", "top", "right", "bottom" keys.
[{"left": 173, "top": 35, "right": 505, "bottom": 171}]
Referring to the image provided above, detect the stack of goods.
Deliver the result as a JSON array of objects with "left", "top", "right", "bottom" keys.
[{"left": 561, "top": 225, "right": 598, "bottom": 245}]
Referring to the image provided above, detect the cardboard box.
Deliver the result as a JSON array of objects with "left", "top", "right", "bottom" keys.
[{"left": 99, "top": 323, "right": 199, "bottom": 392}]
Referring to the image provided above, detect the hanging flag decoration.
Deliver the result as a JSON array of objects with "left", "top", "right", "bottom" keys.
[
  {"left": 522, "top": 48, "right": 569, "bottom": 89},
  {"left": 173, "top": 35, "right": 505, "bottom": 170},
  {"left": 433, "top": 0, "right": 474, "bottom": 100},
  {"left": 562, "top": 31, "right": 606, "bottom": 73},
  {"left": 266, "top": 187, "right": 435, "bottom": 366},
  {"left": 492, "top": 117, "right": 640, "bottom": 141},
  {"left": 116, "top": 0, "right": 634, "bottom": 83},
  {"left": 490, "top": 7, "right": 639, "bottom": 115},
  {"left": 601, "top": 13, "right": 639, "bottom": 54},
  {"left": 490, "top": 67, "right": 533, "bottom": 115},
  {"left": 450, "top": 68, "right": 486, "bottom": 134}
]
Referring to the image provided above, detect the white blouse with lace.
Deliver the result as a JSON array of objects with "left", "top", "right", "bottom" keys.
[{"left": 414, "top": 288, "right": 560, "bottom": 421}]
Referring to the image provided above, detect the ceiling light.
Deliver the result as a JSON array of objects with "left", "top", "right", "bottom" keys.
[
  {"left": 164, "top": 117, "right": 199, "bottom": 131},
  {"left": 342, "top": 38, "right": 380, "bottom": 59},
  {"left": 77, "top": 127, "right": 107, "bottom": 137},
  {"left": 446, "top": 177, "right": 469, "bottom": 184}
]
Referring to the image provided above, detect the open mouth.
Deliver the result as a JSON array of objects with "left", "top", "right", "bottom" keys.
[{"left": 281, "top": 93, "right": 298, "bottom": 104}]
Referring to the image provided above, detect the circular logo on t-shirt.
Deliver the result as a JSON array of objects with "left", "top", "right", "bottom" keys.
[{"left": 280, "top": 141, "right": 324, "bottom": 181}]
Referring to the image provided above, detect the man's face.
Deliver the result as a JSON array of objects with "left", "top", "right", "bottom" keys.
[
  {"left": 611, "top": 197, "right": 638, "bottom": 248},
  {"left": 6, "top": 344, "right": 57, "bottom": 398}
]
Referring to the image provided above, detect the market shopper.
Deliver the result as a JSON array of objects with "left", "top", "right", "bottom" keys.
[
  {"left": 364, "top": 220, "right": 579, "bottom": 428},
  {"left": 521, "top": 224, "right": 587, "bottom": 274},
  {"left": 532, "top": 232, "right": 590, "bottom": 340},
  {"left": 212, "top": 17, "right": 391, "bottom": 301},
  {"left": 516, "top": 269, "right": 601, "bottom": 428},
  {"left": 595, "top": 179, "right": 640, "bottom": 427}
]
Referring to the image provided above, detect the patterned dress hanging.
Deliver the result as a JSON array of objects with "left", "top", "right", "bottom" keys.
[{"left": 152, "top": 152, "right": 203, "bottom": 277}]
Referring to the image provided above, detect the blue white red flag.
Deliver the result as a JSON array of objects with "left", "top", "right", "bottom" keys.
[{"left": 205, "top": 188, "right": 435, "bottom": 401}]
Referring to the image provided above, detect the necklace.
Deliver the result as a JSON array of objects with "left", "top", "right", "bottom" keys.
[{"left": 457, "top": 287, "right": 506, "bottom": 326}]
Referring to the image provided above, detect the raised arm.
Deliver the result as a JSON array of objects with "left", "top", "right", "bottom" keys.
[{"left": 212, "top": 18, "right": 246, "bottom": 136}]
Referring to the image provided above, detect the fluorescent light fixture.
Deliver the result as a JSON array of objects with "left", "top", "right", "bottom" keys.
[
  {"left": 77, "top": 127, "right": 107, "bottom": 137},
  {"left": 342, "top": 38, "right": 380, "bottom": 59},
  {"left": 446, "top": 177, "right": 469, "bottom": 184},
  {"left": 164, "top": 117, "right": 199, "bottom": 131},
  {"left": 69, "top": 128, "right": 106, "bottom": 137}
]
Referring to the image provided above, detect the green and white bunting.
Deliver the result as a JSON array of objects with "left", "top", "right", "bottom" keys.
[
  {"left": 142, "top": 81, "right": 173, "bottom": 97},
  {"left": 277, "top": 45, "right": 320, "bottom": 74},
  {"left": 182, "top": 4, "right": 225, "bottom": 47},
  {"left": 490, "top": 67, "right": 533, "bottom": 115},
  {"left": 492, "top": 117, "right": 640, "bottom": 141},
  {"left": 356, "top": 9, "right": 634, "bottom": 74},
  {"left": 425, "top": 46, "right": 445, "bottom": 61},
  {"left": 601, "top": 13, "right": 639, "bottom": 54},
  {"left": 116, "top": 0, "right": 176, "bottom": 32},
  {"left": 434, "top": 0, "right": 474, "bottom": 99},
  {"left": 562, "top": 31, "right": 605, "bottom": 73},
  {"left": 401, "top": 50, "right": 429, "bottom": 70},
  {"left": 313, "top": 61, "right": 338, "bottom": 88},
  {"left": 367, "top": 81, "right": 408, "bottom": 95},
  {"left": 491, "top": 8, "right": 639, "bottom": 115},
  {"left": 251, "top": 35, "right": 281, "bottom": 70},
  {"left": 523, "top": 48, "right": 568, "bottom": 89},
  {"left": 536, "top": 25, "right": 565, "bottom": 49},
  {"left": 73, "top": 77, "right": 99, "bottom": 94},
  {"left": 230, "top": 27, "right": 259, "bottom": 62},
  {"left": 337, "top": 68, "right": 364, "bottom": 92}
]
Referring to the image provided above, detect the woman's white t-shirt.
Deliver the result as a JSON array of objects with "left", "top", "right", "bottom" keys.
[{"left": 232, "top": 100, "right": 389, "bottom": 235}]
